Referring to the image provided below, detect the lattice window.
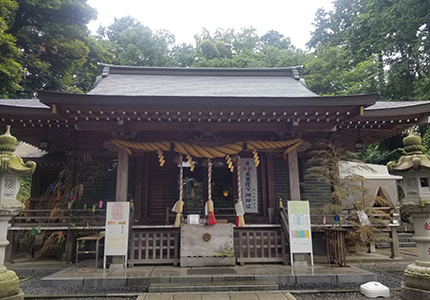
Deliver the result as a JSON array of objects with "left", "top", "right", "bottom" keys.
[
  {"left": 406, "top": 177, "right": 418, "bottom": 194},
  {"left": 3, "top": 177, "right": 17, "bottom": 196},
  {"left": 4, "top": 178, "right": 16, "bottom": 189}
]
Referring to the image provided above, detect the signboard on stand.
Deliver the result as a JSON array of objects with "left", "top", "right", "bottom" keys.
[
  {"left": 104, "top": 201, "right": 130, "bottom": 269},
  {"left": 287, "top": 200, "right": 314, "bottom": 266},
  {"left": 240, "top": 158, "right": 258, "bottom": 213}
]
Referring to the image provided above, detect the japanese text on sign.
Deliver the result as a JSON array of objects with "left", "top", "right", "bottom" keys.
[{"left": 240, "top": 159, "right": 258, "bottom": 213}]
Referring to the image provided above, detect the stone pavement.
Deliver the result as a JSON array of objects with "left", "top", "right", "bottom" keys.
[
  {"left": 134, "top": 291, "right": 297, "bottom": 300},
  {"left": 6, "top": 249, "right": 417, "bottom": 299}
]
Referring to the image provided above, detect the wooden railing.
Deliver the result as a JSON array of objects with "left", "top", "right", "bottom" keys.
[
  {"left": 234, "top": 226, "right": 286, "bottom": 265},
  {"left": 10, "top": 209, "right": 106, "bottom": 228},
  {"left": 128, "top": 227, "right": 180, "bottom": 266}
]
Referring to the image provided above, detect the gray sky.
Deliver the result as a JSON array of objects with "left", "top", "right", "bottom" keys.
[{"left": 86, "top": 0, "right": 334, "bottom": 49}]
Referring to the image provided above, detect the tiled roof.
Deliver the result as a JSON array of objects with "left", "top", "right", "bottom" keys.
[
  {"left": 0, "top": 99, "right": 49, "bottom": 109},
  {"left": 366, "top": 101, "right": 430, "bottom": 110},
  {"left": 88, "top": 65, "right": 318, "bottom": 98}
]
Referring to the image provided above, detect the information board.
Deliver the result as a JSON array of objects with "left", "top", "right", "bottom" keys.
[
  {"left": 104, "top": 202, "right": 130, "bottom": 268},
  {"left": 287, "top": 201, "right": 314, "bottom": 266},
  {"left": 240, "top": 158, "right": 258, "bottom": 213}
]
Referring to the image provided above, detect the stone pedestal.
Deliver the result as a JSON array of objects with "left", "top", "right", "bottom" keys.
[
  {"left": 0, "top": 126, "right": 36, "bottom": 300},
  {"left": 0, "top": 201, "right": 24, "bottom": 300},
  {"left": 180, "top": 223, "right": 235, "bottom": 267},
  {"left": 387, "top": 134, "right": 430, "bottom": 300},
  {"left": 401, "top": 207, "right": 430, "bottom": 299}
]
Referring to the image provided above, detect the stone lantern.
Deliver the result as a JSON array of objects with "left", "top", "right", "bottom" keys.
[
  {"left": 388, "top": 133, "right": 430, "bottom": 299},
  {"left": 0, "top": 126, "right": 36, "bottom": 300}
]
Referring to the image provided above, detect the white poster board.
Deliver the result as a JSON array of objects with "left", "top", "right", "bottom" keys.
[
  {"left": 240, "top": 158, "right": 258, "bottom": 213},
  {"left": 104, "top": 201, "right": 130, "bottom": 268},
  {"left": 287, "top": 201, "right": 314, "bottom": 266}
]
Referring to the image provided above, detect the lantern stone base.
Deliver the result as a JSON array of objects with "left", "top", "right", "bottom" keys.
[
  {"left": 402, "top": 269, "right": 430, "bottom": 300},
  {"left": 0, "top": 270, "right": 23, "bottom": 300},
  {"left": 402, "top": 282, "right": 430, "bottom": 300}
]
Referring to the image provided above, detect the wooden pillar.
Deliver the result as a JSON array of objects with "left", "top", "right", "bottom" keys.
[
  {"left": 389, "top": 226, "right": 401, "bottom": 259},
  {"left": 267, "top": 154, "right": 276, "bottom": 208},
  {"left": 112, "top": 148, "right": 129, "bottom": 267},
  {"left": 287, "top": 148, "right": 300, "bottom": 200},
  {"left": 287, "top": 148, "right": 306, "bottom": 265},
  {"left": 116, "top": 148, "right": 129, "bottom": 202},
  {"left": 65, "top": 152, "right": 75, "bottom": 263},
  {"left": 266, "top": 154, "right": 276, "bottom": 223},
  {"left": 133, "top": 155, "right": 143, "bottom": 220},
  {"left": 261, "top": 154, "right": 268, "bottom": 218}
]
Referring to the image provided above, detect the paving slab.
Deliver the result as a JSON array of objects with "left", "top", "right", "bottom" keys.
[
  {"left": 173, "top": 294, "right": 202, "bottom": 300},
  {"left": 296, "top": 274, "right": 337, "bottom": 284},
  {"left": 233, "top": 264, "right": 272, "bottom": 275},
  {"left": 229, "top": 292, "right": 260, "bottom": 300},
  {"left": 202, "top": 293, "right": 230, "bottom": 300},
  {"left": 255, "top": 292, "right": 291, "bottom": 300},
  {"left": 139, "top": 293, "right": 175, "bottom": 300},
  {"left": 263, "top": 264, "right": 295, "bottom": 275}
]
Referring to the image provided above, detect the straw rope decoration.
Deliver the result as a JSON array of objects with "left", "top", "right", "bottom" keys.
[
  {"left": 111, "top": 139, "right": 303, "bottom": 158},
  {"left": 206, "top": 159, "right": 216, "bottom": 225},
  {"left": 236, "top": 156, "right": 245, "bottom": 227},
  {"left": 174, "top": 154, "right": 184, "bottom": 227}
]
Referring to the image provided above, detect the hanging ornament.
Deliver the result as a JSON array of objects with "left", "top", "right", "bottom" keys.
[
  {"left": 253, "top": 149, "right": 260, "bottom": 167},
  {"left": 187, "top": 154, "right": 195, "bottom": 171},
  {"left": 226, "top": 155, "right": 234, "bottom": 172},
  {"left": 157, "top": 150, "right": 165, "bottom": 166}
]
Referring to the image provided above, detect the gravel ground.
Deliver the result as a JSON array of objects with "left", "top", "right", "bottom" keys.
[
  {"left": 15, "top": 262, "right": 408, "bottom": 299},
  {"left": 17, "top": 270, "right": 142, "bottom": 300},
  {"left": 290, "top": 262, "right": 407, "bottom": 300}
]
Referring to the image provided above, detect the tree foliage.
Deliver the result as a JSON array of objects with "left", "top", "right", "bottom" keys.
[
  {"left": 192, "top": 27, "right": 307, "bottom": 68},
  {"left": 2, "top": 0, "right": 112, "bottom": 97},
  {"left": 307, "top": 0, "right": 430, "bottom": 101},
  {"left": 305, "top": 138, "right": 390, "bottom": 248},
  {"left": 0, "top": 0, "right": 23, "bottom": 98},
  {"left": 96, "top": 16, "right": 175, "bottom": 67}
]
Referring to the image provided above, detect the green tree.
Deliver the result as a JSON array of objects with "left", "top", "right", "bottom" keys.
[
  {"left": 261, "top": 30, "right": 292, "bottom": 50},
  {"left": 0, "top": 0, "right": 23, "bottom": 98},
  {"left": 308, "top": 0, "right": 430, "bottom": 101},
  {"left": 192, "top": 27, "right": 307, "bottom": 68},
  {"left": 7, "top": 0, "right": 110, "bottom": 97},
  {"left": 170, "top": 43, "right": 196, "bottom": 67},
  {"left": 305, "top": 138, "right": 390, "bottom": 251},
  {"left": 96, "top": 16, "right": 174, "bottom": 67},
  {"left": 303, "top": 45, "right": 380, "bottom": 95}
]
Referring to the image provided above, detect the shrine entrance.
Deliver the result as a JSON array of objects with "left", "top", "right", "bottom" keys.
[{"left": 182, "top": 159, "right": 234, "bottom": 218}]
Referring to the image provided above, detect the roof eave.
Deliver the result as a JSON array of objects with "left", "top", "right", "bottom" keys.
[{"left": 38, "top": 90, "right": 378, "bottom": 108}]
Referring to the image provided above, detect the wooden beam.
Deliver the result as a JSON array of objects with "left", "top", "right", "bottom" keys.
[
  {"left": 266, "top": 154, "right": 276, "bottom": 209},
  {"left": 287, "top": 148, "right": 300, "bottom": 200},
  {"left": 115, "top": 148, "right": 129, "bottom": 202},
  {"left": 134, "top": 155, "right": 144, "bottom": 220},
  {"left": 260, "top": 154, "right": 268, "bottom": 218}
]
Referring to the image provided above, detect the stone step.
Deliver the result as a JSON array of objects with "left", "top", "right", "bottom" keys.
[{"left": 148, "top": 280, "right": 279, "bottom": 293}]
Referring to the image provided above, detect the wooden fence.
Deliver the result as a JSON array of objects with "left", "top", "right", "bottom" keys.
[
  {"left": 127, "top": 225, "right": 287, "bottom": 266},
  {"left": 128, "top": 227, "right": 181, "bottom": 266},
  {"left": 234, "top": 226, "right": 286, "bottom": 265}
]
